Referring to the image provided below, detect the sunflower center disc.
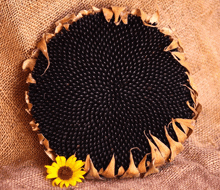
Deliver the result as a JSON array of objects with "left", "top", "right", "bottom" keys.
[
  {"left": 29, "top": 12, "right": 194, "bottom": 173},
  {"left": 58, "top": 166, "right": 73, "bottom": 180}
]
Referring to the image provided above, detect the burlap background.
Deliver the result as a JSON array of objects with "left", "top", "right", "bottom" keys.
[{"left": 0, "top": 0, "right": 220, "bottom": 189}]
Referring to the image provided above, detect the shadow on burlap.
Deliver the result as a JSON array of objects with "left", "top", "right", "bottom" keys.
[{"left": 0, "top": 0, "right": 220, "bottom": 189}]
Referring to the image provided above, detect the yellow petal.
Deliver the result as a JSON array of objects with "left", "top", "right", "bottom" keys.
[
  {"left": 55, "top": 156, "right": 62, "bottom": 166},
  {"left": 44, "top": 165, "right": 58, "bottom": 173},
  {"left": 66, "top": 155, "right": 77, "bottom": 167},
  {"left": 52, "top": 162, "right": 60, "bottom": 169},
  {"left": 59, "top": 181, "right": 65, "bottom": 188},
  {"left": 72, "top": 170, "right": 86, "bottom": 179},
  {"left": 69, "top": 179, "right": 77, "bottom": 186},
  {"left": 56, "top": 156, "right": 66, "bottom": 167},
  {"left": 73, "top": 168, "right": 86, "bottom": 174},
  {"left": 75, "top": 178, "right": 82, "bottom": 183},
  {"left": 47, "top": 166, "right": 58, "bottom": 174},
  {"left": 46, "top": 173, "right": 58, "bottom": 179},
  {"left": 71, "top": 176, "right": 82, "bottom": 182},
  {"left": 45, "top": 165, "right": 51, "bottom": 169},
  {"left": 64, "top": 181, "right": 70, "bottom": 188},
  {"left": 71, "top": 160, "right": 85, "bottom": 171},
  {"left": 52, "top": 178, "right": 62, "bottom": 186}
]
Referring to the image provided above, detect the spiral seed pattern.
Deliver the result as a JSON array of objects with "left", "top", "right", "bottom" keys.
[{"left": 29, "top": 12, "right": 194, "bottom": 173}]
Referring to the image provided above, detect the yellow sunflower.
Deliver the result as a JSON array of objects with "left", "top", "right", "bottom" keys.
[{"left": 45, "top": 155, "right": 86, "bottom": 188}]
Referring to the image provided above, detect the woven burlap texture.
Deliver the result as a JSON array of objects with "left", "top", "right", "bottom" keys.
[{"left": 0, "top": 0, "right": 220, "bottom": 189}]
